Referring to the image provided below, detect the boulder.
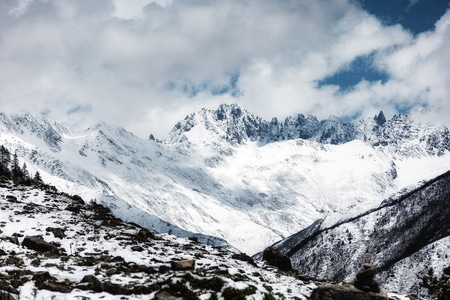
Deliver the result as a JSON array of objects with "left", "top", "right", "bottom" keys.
[
  {"left": 354, "top": 263, "right": 380, "bottom": 293},
  {"left": 78, "top": 275, "right": 103, "bottom": 292},
  {"left": 131, "top": 245, "right": 144, "bottom": 252},
  {"left": 231, "top": 253, "right": 257, "bottom": 266},
  {"left": 21, "top": 236, "right": 58, "bottom": 254},
  {"left": 105, "top": 267, "right": 118, "bottom": 276},
  {"left": 39, "top": 281, "right": 71, "bottom": 293},
  {"left": 262, "top": 246, "right": 292, "bottom": 271},
  {"left": 154, "top": 290, "right": 183, "bottom": 300},
  {"left": 309, "top": 284, "right": 388, "bottom": 300},
  {"left": 46, "top": 227, "right": 66, "bottom": 239},
  {"left": 32, "top": 271, "right": 53, "bottom": 286},
  {"left": 171, "top": 260, "right": 195, "bottom": 271}
]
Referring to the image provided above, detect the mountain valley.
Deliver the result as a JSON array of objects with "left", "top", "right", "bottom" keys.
[
  {"left": 1, "top": 105, "right": 449, "bottom": 254},
  {"left": 0, "top": 104, "right": 449, "bottom": 298}
]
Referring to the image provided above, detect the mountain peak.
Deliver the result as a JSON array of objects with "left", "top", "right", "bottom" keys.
[
  {"left": 164, "top": 103, "right": 262, "bottom": 145},
  {"left": 163, "top": 104, "right": 450, "bottom": 157},
  {"left": 0, "top": 112, "right": 66, "bottom": 151},
  {"left": 374, "top": 110, "right": 386, "bottom": 126}
]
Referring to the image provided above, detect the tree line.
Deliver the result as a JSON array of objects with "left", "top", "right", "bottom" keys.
[{"left": 0, "top": 144, "right": 43, "bottom": 185}]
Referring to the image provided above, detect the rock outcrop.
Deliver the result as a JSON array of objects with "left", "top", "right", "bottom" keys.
[
  {"left": 21, "top": 235, "right": 59, "bottom": 254},
  {"left": 262, "top": 246, "right": 292, "bottom": 271},
  {"left": 309, "top": 263, "right": 387, "bottom": 300},
  {"left": 309, "top": 284, "right": 388, "bottom": 300},
  {"left": 354, "top": 263, "right": 380, "bottom": 293}
]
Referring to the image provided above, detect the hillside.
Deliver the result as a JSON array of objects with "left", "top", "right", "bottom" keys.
[
  {"left": 271, "top": 171, "right": 450, "bottom": 298},
  {"left": 0, "top": 178, "right": 319, "bottom": 299}
]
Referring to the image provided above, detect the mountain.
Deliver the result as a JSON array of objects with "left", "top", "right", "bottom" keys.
[
  {"left": 166, "top": 104, "right": 450, "bottom": 155},
  {"left": 0, "top": 105, "right": 449, "bottom": 256},
  {"left": 270, "top": 170, "right": 450, "bottom": 298},
  {"left": 0, "top": 177, "right": 321, "bottom": 299}
]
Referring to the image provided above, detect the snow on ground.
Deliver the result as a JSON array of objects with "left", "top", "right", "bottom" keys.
[{"left": 0, "top": 179, "right": 318, "bottom": 299}]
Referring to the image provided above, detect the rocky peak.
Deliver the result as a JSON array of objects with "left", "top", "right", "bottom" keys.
[
  {"left": 164, "top": 103, "right": 263, "bottom": 145},
  {"left": 215, "top": 103, "right": 245, "bottom": 121},
  {"left": 215, "top": 104, "right": 262, "bottom": 144},
  {"left": 163, "top": 104, "right": 450, "bottom": 160},
  {"left": 317, "top": 116, "right": 357, "bottom": 145},
  {"left": 374, "top": 111, "right": 386, "bottom": 126},
  {"left": 0, "top": 113, "right": 65, "bottom": 152}
]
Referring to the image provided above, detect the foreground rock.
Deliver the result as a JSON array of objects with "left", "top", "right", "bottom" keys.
[
  {"left": 262, "top": 246, "right": 292, "bottom": 271},
  {"left": 171, "top": 259, "right": 196, "bottom": 271},
  {"left": 354, "top": 263, "right": 380, "bottom": 293},
  {"left": 309, "top": 263, "right": 388, "bottom": 300},
  {"left": 21, "top": 235, "right": 59, "bottom": 254},
  {"left": 310, "top": 284, "right": 388, "bottom": 300}
]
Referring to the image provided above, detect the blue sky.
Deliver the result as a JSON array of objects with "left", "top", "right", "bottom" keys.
[
  {"left": 0, "top": 0, "right": 449, "bottom": 138},
  {"left": 320, "top": 0, "right": 449, "bottom": 91}
]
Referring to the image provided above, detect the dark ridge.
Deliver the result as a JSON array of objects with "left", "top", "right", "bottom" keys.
[{"left": 277, "top": 170, "right": 450, "bottom": 258}]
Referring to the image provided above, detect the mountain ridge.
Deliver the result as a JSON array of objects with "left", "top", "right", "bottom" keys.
[
  {"left": 164, "top": 104, "right": 450, "bottom": 157},
  {"left": 0, "top": 104, "right": 449, "bottom": 255},
  {"left": 271, "top": 170, "right": 450, "bottom": 298}
]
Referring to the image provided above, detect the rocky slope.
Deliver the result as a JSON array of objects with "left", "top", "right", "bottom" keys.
[
  {"left": 271, "top": 170, "right": 450, "bottom": 298},
  {"left": 0, "top": 105, "right": 449, "bottom": 255},
  {"left": 1, "top": 178, "right": 321, "bottom": 299}
]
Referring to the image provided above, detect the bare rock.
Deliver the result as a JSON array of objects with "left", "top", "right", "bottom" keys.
[
  {"left": 232, "top": 252, "right": 257, "bottom": 267},
  {"left": 171, "top": 260, "right": 195, "bottom": 271},
  {"left": 155, "top": 290, "right": 183, "bottom": 300},
  {"left": 262, "top": 246, "right": 292, "bottom": 271},
  {"left": 46, "top": 227, "right": 66, "bottom": 239},
  {"left": 105, "top": 267, "right": 118, "bottom": 276},
  {"left": 355, "top": 263, "right": 380, "bottom": 293},
  {"left": 22, "top": 236, "right": 58, "bottom": 254},
  {"left": 39, "top": 281, "right": 72, "bottom": 293},
  {"left": 78, "top": 275, "right": 103, "bottom": 292},
  {"left": 309, "top": 284, "right": 388, "bottom": 300}
]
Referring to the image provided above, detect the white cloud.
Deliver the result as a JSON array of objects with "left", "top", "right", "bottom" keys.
[
  {"left": 0, "top": 0, "right": 449, "bottom": 138},
  {"left": 7, "top": 0, "right": 34, "bottom": 17}
]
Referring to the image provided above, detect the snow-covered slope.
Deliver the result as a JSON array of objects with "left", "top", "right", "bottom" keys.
[
  {"left": 0, "top": 178, "right": 319, "bottom": 299},
  {"left": 271, "top": 171, "right": 450, "bottom": 298},
  {"left": 0, "top": 105, "right": 449, "bottom": 255}
]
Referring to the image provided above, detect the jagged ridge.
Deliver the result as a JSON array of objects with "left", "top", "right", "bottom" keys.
[{"left": 165, "top": 104, "right": 450, "bottom": 157}]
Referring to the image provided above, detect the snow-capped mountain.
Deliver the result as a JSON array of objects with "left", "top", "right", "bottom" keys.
[
  {"left": 0, "top": 104, "right": 449, "bottom": 255},
  {"left": 270, "top": 170, "right": 450, "bottom": 298}
]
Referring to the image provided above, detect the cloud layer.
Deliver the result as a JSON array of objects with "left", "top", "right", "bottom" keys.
[{"left": 0, "top": 0, "right": 449, "bottom": 138}]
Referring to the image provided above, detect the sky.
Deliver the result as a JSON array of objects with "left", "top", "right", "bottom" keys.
[{"left": 0, "top": 0, "right": 449, "bottom": 139}]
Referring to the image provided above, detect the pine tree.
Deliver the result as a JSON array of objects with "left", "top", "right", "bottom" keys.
[
  {"left": 34, "top": 171, "right": 43, "bottom": 184},
  {"left": 11, "top": 152, "right": 23, "bottom": 183},
  {"left": 21, "top": 162, "right": 31, "bottom": 185},
  {"left": 0, "top": 145, "right": 11, "bottom": 177}
]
